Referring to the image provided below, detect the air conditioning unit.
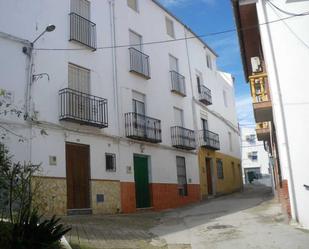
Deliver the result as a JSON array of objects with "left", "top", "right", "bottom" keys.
[{"left": 251, "top": 57, "right": 262, "bottom": 73}]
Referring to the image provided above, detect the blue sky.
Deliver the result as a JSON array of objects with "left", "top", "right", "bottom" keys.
[{"left": 158, "top": 0, "right": 255, "bottom": 127}]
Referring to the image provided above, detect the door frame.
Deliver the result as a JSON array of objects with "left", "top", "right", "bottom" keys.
[
  {"left": 65, "top": 142, "right": 91, "bottom": 212},
  {"left": 133, "top": 154, "right": 151, "bottom": 208},
  {"left": 205, "top": 157, "right": 216, "bottom": 196}
]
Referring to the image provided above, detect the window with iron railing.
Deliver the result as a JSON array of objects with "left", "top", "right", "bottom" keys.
[
  {"left": 125, "top": 112, "right": 162, "bottom": 143},
  {"left": 59, "top": 88, "right": 108, "bottom": 128},
  {"left": 170, "top": 71, "right": 186, "bottom": 96},
  {"left": 171, "top": 126, "right": 195, "bottom": 150},
  {"left": 129, "top": 48, "right": 150, "bottom": 79},
  {"left": 69, "top": 0, "right": 96, "bottom": 50}
]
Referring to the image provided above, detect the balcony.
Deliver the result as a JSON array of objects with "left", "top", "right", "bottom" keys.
[
  {"left": 59, "top": 88, "right": 108, "bottom": 128},
  {"left": 125, "top": 112, "right": 162, "bottom": 143},
  {"left": 198, "top": 130, "right": 220, "bottom": 150},
  {"left": 199, "top": 85, "right": 212, "bottom": 105},
  {"left": 256, "top": 122, "right": 270, "bottom": 141},
  {"left": 250, "top": 73, "right": 272, "bottom": 122},
  {"left": 171, "top": 126, "right": 196, "bottom": 150},
  {"left": 170, "top": 71, "right": 186, "bottom": 96},
  {"left": 69, "top": 12, "right": 96, "bottom": 50},
  {"left": 129, "top": 48, "right": 150, "bottom": 79}
]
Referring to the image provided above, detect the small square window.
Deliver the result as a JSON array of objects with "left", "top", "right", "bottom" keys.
[
  {"left": 106, "top": 153, "right": 116, "bottom": 172},
  {"left": 165, "top": 17, "right": 175, "bottom": 38},
  {"left": 127, "top": 0, "right": 138, "bottom": 12}
]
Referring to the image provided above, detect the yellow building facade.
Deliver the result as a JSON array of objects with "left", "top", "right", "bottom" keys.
[{"left": 198, "top": 148, "right": 242, "bottom": 199}]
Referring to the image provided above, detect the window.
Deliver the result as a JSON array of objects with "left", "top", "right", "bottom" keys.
[
  {"left": 165, "top": 17, "right": 175, "bottom": 38},
  {"left": 197, "top": 75, "right": 201, "bottom": 94},
  {"left": 223, "top": 90, "right": 228, "bottom": 107},
  {"left": 246, "top": 134, "right": 256, "bottom": 143},
  {"left": 127, "top": 0, "right": 138, "bottom": 12},
  {"left": 71, "top": 0, "right": 90, "bottom": 19},
  {"left": 174, "top": 107, "right": 184, "bottom": 127},
  {"left": 228, "top": 131, "right": 233, "bottom": 152},
  {"left": 106, "top": 153, "right": 116, "bottom": 172},
  {"left": 176, "top": 156, "right": 187, "bottom": 196},
  {"left": 217, "top": 159, "right": 224, "bottom": 179},
  {"left": 169, "top": 54, "right": 178, "bottom": 72},
  {"left": 129, "top": 30, "right": 142, "bottom": 51},
  {"left": 206, "top": 54, "right": 212, "bottom": 70},
  {"left": 132, "top": 91, "right": 145, "bottom": 115},
  {"left": 248, "top": 151, "right": 258, "bottom": 161},
  {"left": 68, "top": 63, "right": 90, "bottom": 93}
]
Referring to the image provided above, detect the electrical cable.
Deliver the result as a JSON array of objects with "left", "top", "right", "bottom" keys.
[
  {"left": 33, "top": 10, "right": 309, "bottom": 51},
  {"left": 266, "top": 0, "right": 309, "bottom": 16}
]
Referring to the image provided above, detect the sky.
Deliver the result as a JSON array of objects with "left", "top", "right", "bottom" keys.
[{"left": 158, "top": 0, "right": 255, "bottom": 127}]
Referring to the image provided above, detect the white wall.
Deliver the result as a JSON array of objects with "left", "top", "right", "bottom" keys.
[
  {"left": 241, "top": 127, "right": 270, "bottom": 177},
  {"left": 0, "top": 0, "right": 240, "bottom": 191},
  {"left": 255, "top": 0, "right": 309, "bottom": 228}
]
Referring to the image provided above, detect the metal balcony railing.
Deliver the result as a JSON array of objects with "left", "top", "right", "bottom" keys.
[
  {"left": 59, "top": 88, "right": 108, "bottom": 128},
  {"left": 198, "top": 130, "right": 220, "bottom": 150},
  {"left": 249, "top": 73, "right": 270, "bottom": 103},
  {"left": 170, "top": 71, "right": 186, "bottom": 96},
  {"left": 69, "top": 12, "right": 96, "bottom": 50},
  {"left": 171, "top": 126, "right": 196, "bottom": 150},
  {"left": 199, "top": 85, "right": 212, "bottom": 105},
  {"left": 129, "top": 48, "right": 151, "bottom": 79},
  {"left": 125, "top": 112, "right": 162, "bottom": 143}
]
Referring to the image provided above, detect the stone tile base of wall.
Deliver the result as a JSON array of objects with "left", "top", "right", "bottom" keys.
[
  {"left": 91, "top": 180, "right": 121, "bottom": 214},
  {"left": 33, "top": 177, "right": 121, "bottom": 216},
  {"left": 120, "top": 182, "right": 200, "bottom": 213},
  {"left": 33, "top": 177, "right": 67, "bottom": 216}
]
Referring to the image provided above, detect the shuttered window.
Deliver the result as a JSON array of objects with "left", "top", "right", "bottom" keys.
[
  {"left": 165, "top": 17, "right": 175, "bottom": 38},
  {"left": 127, "top": 0, "right": 138, "bottom": 12},
  {"left": 176, "top": 156, "right": 187, "bottom": 196},
  {"left": 68, "top": 63, "right": 90, "bottom": 94},
  {"left": 129, "top": 30, "right": 142, "bottom": 51},
  {"left": 217, "top": 159, "right": 224, "bottom": 179},
  {"left": 71, "top": 0, "right": 90, "bottom": 19}
]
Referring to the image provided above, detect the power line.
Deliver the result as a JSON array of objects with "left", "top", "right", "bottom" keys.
[
  {"left": 266, "top": 0, "right": 309, "bottom": 16},
  {"left": 33, "top": 10, "right": 309, "bottom": 51}
]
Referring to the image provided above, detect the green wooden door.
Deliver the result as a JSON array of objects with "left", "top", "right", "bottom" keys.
[{"left": 134, "top": 156, "right": 150, "bottom": 208}]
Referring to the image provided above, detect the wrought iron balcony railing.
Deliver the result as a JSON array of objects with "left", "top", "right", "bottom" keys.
[
  {"left": 171, "top": 126, "right": 196, "bottom": 150},
  {"left": 170, "top": 71, "right": 186, "bottom": 96},
  {"left": 59, "top": 88, "right": 108, "bottom": 128},
  {"left": 125, "top": 112, "right": 162, "bottom": 143},
  {"left": 69, "top": 12, "right": 96, "bottom": 50},
  {"left": 199, "top": 85, "right": 212, "bottom": 105},
  {"left": 198, "top": 130, "right": 220, "bottom": 150},
  {"left": 129, "top": 47, "right": 151, "bottom": 79}
]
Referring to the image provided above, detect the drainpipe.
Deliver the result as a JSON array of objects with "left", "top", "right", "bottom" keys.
[{"left": 261, "top": 0, "right": 298, "bottom": 222}]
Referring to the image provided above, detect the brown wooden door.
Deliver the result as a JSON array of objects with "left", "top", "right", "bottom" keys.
[
  {"left": 206, "top": 158, "right": 213, "bottom": 195},
  {"left": 66, "top": 143, "right": 90, "bottom": 210}
]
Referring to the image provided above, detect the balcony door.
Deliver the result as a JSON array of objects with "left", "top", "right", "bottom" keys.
[
  {"left": 132, "top": 92, "right": 146, "bottom": 138},
  {"left": 70, "top": 0, "right": 91, "bottom": 45},
  {"left": 68, "top": 63, "right": 91, "bottom": 120},
  {"left": 201, "top": 118, "right": 209, "bottom": 143},
  {"left": 129, "top": 30, "right": 142, "bottom": 51}
]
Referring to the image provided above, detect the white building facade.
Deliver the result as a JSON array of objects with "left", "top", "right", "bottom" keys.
[
  {"left": 233, "top": 0, "right": 309, "bottom": 228},
  {"left": 0, "top": 0, "right": 241, "bottom": 215},
  {"left": 241, "top": 127, "right": 271, "bottom": 186}
]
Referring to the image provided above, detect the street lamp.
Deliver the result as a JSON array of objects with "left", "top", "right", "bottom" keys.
[{"left": 32, "top": 24, "right": 56, "bottom": 45}]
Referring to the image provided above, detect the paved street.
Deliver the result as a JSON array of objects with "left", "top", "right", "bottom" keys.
[{"left": 63, "top": 185, "right": 309, "bottom": 249}]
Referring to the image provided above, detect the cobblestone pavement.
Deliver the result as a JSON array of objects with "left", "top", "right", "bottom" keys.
[{"left": 63, "top": 185, "right": 309, "bottom": 249}]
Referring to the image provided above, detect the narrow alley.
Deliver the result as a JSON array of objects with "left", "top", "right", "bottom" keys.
[{"left": 64, "top": 184, "right": 309, "bottom": 249}]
